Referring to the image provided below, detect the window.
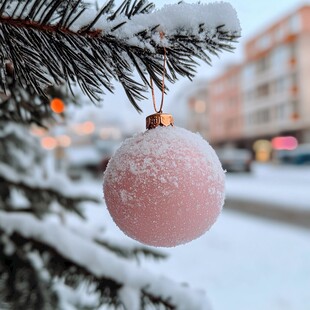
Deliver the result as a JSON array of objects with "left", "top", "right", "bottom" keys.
[
  {"left": 290, "top": 73, "right": 298, "bottom": 86},
  {"left": 261, "top": 109, "right": 270, "bottom": 123},
  {"left": 242, "top": 63, "right": 255, "bottom": 82},
  {"left": 256, "top": 34, "right": 272, "bottom": 50},
  {"left": 247, "top": 114, "right": 252, "bottom": 126},
  {"left": 289, "top": 42, "right": 297, "bottom": 58},
  {"left": 289, "top": 14, "right": 301, "bottom": 34},
  {"left": 275, "top": 26, "right": 285, "bottom": 42},
  {"left": 229, "top": 97, "right": 238, "bottom": 107},
  {"left": 276, "top": 104, "right": 284, "bottom": 120},
  {"left": 276, "top": 103, "right": 292, "bottom": 121},
  {"left": 271, "top": 45, "right": 289, "bottom": 69},
  {"left": 256, "top": 55, "right": 270, "bottom": 74},
  {"left": 247, "top": 90, "right": 255, "bottom": 101},
  {"left": 274, "top": 77, "right": 286, "bottom": 93},
  {"left": 292, "top": 100, "right": 299, "bottom": 114},
  {"left": 256, "top": 83, "right": 270, "bottom": 98}
]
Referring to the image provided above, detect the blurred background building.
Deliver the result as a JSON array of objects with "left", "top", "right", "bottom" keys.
[{"left": 186, "top": 5, "right": 310, "bottom": 164}]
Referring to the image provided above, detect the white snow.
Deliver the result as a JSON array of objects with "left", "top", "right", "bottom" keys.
[
  {"left": 69, "top": 2, "right": 241, "bottom": 50},
  {"left": 122, "top": 2, "right": 241, "bottom": 37},
  {"left": 66, "top": 146, "right": 102, "bottom": 166},
  {"left": 226, "top": 163, "right": 310, "bottom": 211},
  {"left": 0, "top": 162, "right": 97, "bottom": 201},
  {"left": 93, "top": 2, "right": 239, "bottom": 35},
  {"left": 54, "top": 282, "right": 100, "bottom": 310},
  {"left": 0, "top": 210, "right": 209, "bottom": 310},
  {"left": 118, "top": 286, "right": 141, "bottom": 310},
  {"left": 3, "top": 1, "right": 241, "bottom": 41},
  {"left": 1, "top": 234, "right": 16, "bottom": 256},
  {"left": 104, "top": 126, "right": 224, "bottom": 185},
  {"left": 9, "top": 188, "right": 30, "bottom": 209},
  {"left": 3, "top": 159, "right": 309, "bottom": 309},
  {"left": 84, "top": 191, "right": 310, "bottom": 310},
  {"left": 92, "top": 161, "right": 310, "bottom": 310},
  {"left": 144, "top": 211, "right": 310, "bottom": 310},
  {"left": 139, "top": 163, "right": 310, "bottom": 310}
]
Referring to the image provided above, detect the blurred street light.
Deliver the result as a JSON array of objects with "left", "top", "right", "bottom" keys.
[
  {"left": 50, "top": 98, "right": 65, "bottom": 114},
  {"left": 100, "top": 127, "right": 122, "bottom": 140},
  {"left": 272, "top": 136, "right": 298, "bottom": 151},
  {"left": 194, "top": 100, "right": 207, "bottom": 114},
  {"left": 40, "top": 135, "right": 72, "bottom": 170},
  {"left": 57, "top": 135, "right": 72, "bottom": 148},
  {"left": 41, "top": 136, "right": 58, "bottom": 150},
  {"left": 41, "top": 135, "right": 72, "bottom": 150},
  {"left": 31, "top": 126, "right": 48, "bottom": 137},
  {"left": 73, "top": 121, "right": 95, "bottom": 136},
  {"left": 253, "top": 140, "right": 272, "bottom": 162}
]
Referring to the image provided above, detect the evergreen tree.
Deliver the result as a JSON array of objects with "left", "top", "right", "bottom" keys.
[
  {"left": 0, "top": 93, "right": 210, "bottom": 309},
  {"left": 0, "top": 0, "right": 240, "bottom": 309}
]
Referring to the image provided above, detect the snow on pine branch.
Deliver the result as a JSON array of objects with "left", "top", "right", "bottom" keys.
[
  {"left": 0, "top": 211, "right": 210, "bottom": 310},
  {"left": 69, "top": 2, "right": 241, "bottom": 46},
  {"left": 0, "top": 163, "right": 99, "bottom": 204},
  {"left": 66, "top": 214, "right": 167, "bottom": 261},
  {"left": 0, "top": 0, "right": 240, "bottom": 112}
]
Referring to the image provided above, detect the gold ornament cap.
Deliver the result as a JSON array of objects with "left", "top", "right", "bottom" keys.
[{"left": 146, "top": 113, "right": 174, "bottom": 130}]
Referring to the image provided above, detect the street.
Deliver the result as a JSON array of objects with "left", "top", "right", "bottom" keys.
[
  {"left": 225, "top": 162, "right": 310, "bottom": 228},
  {"left": 85, "top": 162, "right": 310, "bottom": 310},
  {"left": 226, "top": 198, "right": 310, "bottom": 229}
]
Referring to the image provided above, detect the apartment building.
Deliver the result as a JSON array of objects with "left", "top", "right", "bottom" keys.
[
  {"left": 187, "top": 83, "right": 209, "bottom": 138},
  {"left": 189, "top": 5, "right": 310, "bottom": 147},
  {"left": 242, "top": 5, "right": 310, "bottom": 144},
  {"left": 208, "top": 64, "right": 243, "bottom": 145}
]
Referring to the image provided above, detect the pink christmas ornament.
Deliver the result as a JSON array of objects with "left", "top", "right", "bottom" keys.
[{"left": 103, "top": 124, "right": 225, "bottom": 247}]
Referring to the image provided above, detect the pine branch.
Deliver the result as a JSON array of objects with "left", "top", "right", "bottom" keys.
[
  {"left": 0, "top": 0, "right": 240, "bottom": 112},
  {"left": 95, "top": 238, "right": 167, "bottom": 262},
  {"left": 0, "top": 62, "right": 79, "bottom": 124},
  {"left": 67, "top": 217, "right": 167, "bottom": 263},
  {"left": 0, "top": 167, "right": 99, "bottom": 217},
  {"left": 0, "top": 235, "right": 58, "bottom": 310},
  {"left": 0, "top": 213, "right": 209, "bottom": 309}
]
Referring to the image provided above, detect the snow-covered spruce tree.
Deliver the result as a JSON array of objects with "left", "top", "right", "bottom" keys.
[
  {"left": 0, "top": 93, "right": 210, "bottom": 309},
  {"left": 0, "top": 0, "right": 240, "bottom": 309},
  {"left": 0, "top": 0, "right": 240, "bottom": 112}
]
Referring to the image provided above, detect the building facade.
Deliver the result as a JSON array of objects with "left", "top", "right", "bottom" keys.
[
  {"left": 242, "top": 5, "right": 310, "bottom": 144},
  {"left": 189, "top": 5, "right": 310, "bottom": 149},
  {"left": 208, "top": 64, "right": 243, "bottom": 145}
]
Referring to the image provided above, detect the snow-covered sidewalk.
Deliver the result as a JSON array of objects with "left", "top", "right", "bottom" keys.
[
  {"left": 86, "top": 163, "right": 310, "bottom": 310},
  {"left": 87, "top": 204, "right": 310, "bottom": 310},
  {"left": 226, "top": 163, "right": 310, "bottom": 211},
  {"left": 143, "top": 211, "right": 310, "bottom": 310}
]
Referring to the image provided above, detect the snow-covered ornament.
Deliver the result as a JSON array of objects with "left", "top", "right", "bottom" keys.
[
  {"left": 103, "top": 112, "right": 225, "bottom": 247},
  {"left": 104, "top": 44, "right": 225, "bottom": 247}
]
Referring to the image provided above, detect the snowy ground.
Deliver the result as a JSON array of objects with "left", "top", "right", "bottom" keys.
[
  {"left": 87, "top": 163, "right": 310, "bottom": 310},
  {"left": 144, "top": 212, "right": 310, "bottom": 310},
  {"left": 226, "top": 162, "right": 310, "bottom": 211}
]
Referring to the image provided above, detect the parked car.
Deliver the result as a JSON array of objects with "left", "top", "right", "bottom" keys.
[
  {"left": 275, "top": 143, "right": 310, "bottom": 165},
  {"left": 216, "top": 148, "right": 252, "bottom": 172}
]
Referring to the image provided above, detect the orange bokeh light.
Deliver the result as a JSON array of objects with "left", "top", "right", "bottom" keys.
[
  {"left": 72, "top": 121, "right": 95, "bottom": 135},
  {"left": 31, "top": 127, "right": 47, "bottom": 137},
  {"left": 50, "top": 98, "right": 65, "bottom": 114},
  {"left": 82, "top": 121, "right": 95, "bottom": 135},
  {"left": 57, "top": 135, "right": 71, "bottom": 148},
  {"left": 41, "top": 137, "right": 58, "bottom": 150}
]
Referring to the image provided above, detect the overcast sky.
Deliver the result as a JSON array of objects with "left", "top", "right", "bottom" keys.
[{"left": 79, "top": 0, "right": 310, "bottom": 130}]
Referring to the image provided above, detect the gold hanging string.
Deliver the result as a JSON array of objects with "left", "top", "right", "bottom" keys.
[{"left": 150, "top": 46, "right": 167, "bottom": 114}]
